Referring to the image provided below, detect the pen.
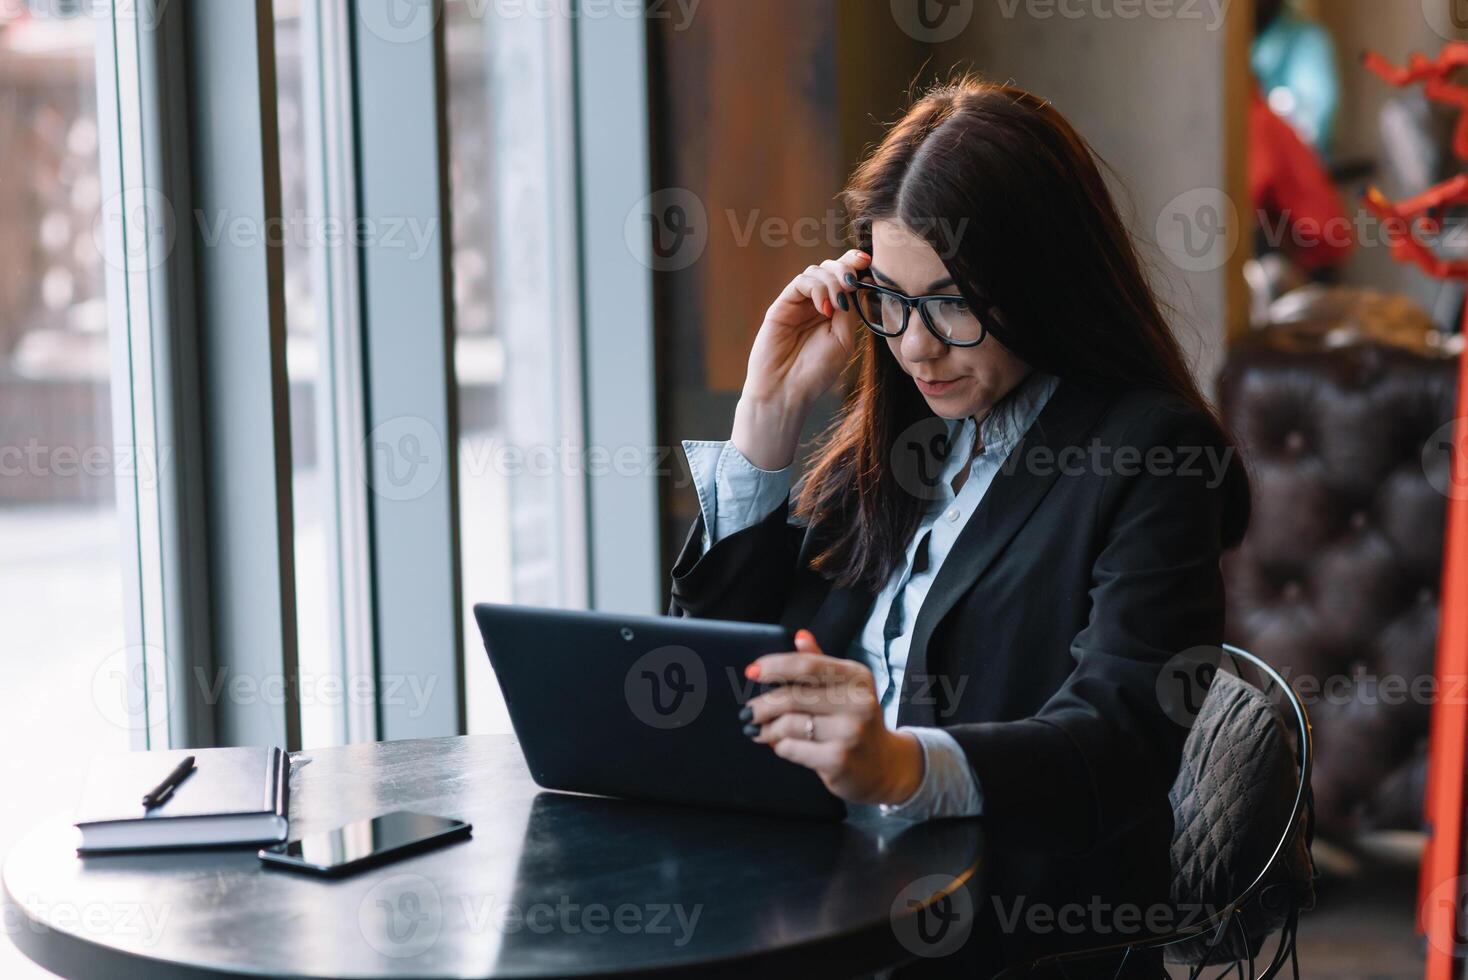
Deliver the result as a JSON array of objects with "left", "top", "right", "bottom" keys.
[{"left": 142, "top": 755, "right": 196, "bottom": 809}]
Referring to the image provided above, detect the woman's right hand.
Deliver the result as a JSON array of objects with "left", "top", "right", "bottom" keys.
[{"left": 732, "top": 249, "right": 870, "bottom": 471}]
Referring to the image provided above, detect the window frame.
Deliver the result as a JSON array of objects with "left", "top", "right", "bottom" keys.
[
  {"left": 178, "top": 0, "right": 302, "bottom": 750},
  {"left": 94, "top": 0, "right": 220, "bottom": 748},
  {"left": 574, "top": 8, "right": 661, "bottom": 615},
  {"left": 95, "top": 0, "right": 664, "bottom": 749},
  {"left": 351, "top": 0, "right": 466, "bottom": 740}
]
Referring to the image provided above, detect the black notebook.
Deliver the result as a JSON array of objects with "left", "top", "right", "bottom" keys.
[{"left": 74, "top": 746, "right": 290, "bottom": 853}]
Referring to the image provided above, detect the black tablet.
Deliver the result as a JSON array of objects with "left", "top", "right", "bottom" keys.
[{"left": 473, "top": 603, "right": 846, "bottom": 820}]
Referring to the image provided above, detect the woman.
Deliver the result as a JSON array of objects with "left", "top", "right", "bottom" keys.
[{"left": 670, "top": 77, "right": 1249, "bottom": 976}]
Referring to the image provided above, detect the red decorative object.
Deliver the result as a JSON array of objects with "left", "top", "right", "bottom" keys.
[
  {"left": 1363, "top": 43, "right": 1468, "bottom": 980},
  {"left": 1365, "top": 45, "right": 1468, "bottom": 161}
]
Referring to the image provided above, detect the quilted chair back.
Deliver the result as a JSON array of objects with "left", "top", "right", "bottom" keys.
[{"left": 1166, "top": 668, "right": 1315, "bottom": 966}]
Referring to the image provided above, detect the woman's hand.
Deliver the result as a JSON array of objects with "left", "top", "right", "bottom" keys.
[
  {"left": 731, "top": 250, "right": 871, "bottom": 470},
  {"left": 741, "top": 629, "right": 925, "bottom": 806}
]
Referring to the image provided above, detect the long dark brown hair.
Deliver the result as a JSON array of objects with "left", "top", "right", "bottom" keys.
[{"left": 794, "top": 76, "right": 1248, "bottom": 592}]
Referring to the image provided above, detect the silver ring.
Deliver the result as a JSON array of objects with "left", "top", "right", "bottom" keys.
[{"left": 805, "top": 715, "right": 816, "bottom": 741}]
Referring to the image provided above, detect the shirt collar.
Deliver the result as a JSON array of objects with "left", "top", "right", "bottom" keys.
[{"left": 944, "top": 371, "right": 1059, "bottom": 468}]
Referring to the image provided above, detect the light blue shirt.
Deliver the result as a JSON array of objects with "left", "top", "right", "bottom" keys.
[{"left": 683, "top": 372, "right": 1058, "bottom": 820}]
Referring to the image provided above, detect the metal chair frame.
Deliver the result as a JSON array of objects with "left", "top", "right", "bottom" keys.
[{"left": 993, "top": 644, "right": 1315, "bottom": 980}]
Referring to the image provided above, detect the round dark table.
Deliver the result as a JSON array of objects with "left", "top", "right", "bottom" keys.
[{"left": 4, "top": 735, "right": 985, "bottom": 978}]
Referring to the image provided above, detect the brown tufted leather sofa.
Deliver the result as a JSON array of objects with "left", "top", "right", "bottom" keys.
[{"left": 1218, "top": 317, "right": 1459, "bottom": 840}]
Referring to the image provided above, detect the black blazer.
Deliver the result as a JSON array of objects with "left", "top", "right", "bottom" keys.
[{"left": 668, "top": 379, "right": 1242, "bottom": 973}]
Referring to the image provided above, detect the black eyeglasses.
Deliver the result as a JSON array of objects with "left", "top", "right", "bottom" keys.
[{"left": 852, "top": 281, "right": 988, "bottom": 348}]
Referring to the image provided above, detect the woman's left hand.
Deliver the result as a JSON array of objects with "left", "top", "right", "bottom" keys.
[{"left": 743, "top": 630, "right": 925, "bottom": 806}]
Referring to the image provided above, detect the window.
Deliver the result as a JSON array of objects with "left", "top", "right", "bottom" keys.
[
  {"left": 0, "top": 9, "right": 652, "bottom": 857},
  {"left": 0, "top": 5, "right": 135, "bottom": 976},
  {"left": 444, "top": 0, "right": 589, "bottom": 734}
]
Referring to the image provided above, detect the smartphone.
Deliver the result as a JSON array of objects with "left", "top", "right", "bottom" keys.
[{"left": 259, "top": 810, "right": 471, "bottom": 877}]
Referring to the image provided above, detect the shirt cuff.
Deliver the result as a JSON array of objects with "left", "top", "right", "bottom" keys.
[
  {"left": 879, "top": 727, "right": 984, "bottom": 821},
  {"left": 681, "top": 440, "right": 792, "bottom": 550}
]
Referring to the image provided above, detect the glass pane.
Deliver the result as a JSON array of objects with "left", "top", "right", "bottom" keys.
[
  {"left": 444, "top": 0, "right": 587, "bottom": 734},
  {"left": 0, "top": 6, "right": 130, "bottom": 977},
  {"left": 274, "top": 0, "right": 336, "bottom": 749},
  {"left": 275, "top": 0, "right": 366, "bottom": 749}
]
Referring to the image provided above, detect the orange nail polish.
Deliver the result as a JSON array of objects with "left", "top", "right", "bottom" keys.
[
  {"left": 745, "top": 663, "right": 761, "bottom": 681},
  {"left": 796, "top": 629, "right": 814, "bottom": 644},
  {"left": 823, "top": 299, "right": 833, "bottom": 317}
]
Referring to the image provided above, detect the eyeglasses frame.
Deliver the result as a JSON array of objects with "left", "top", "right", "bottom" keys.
[{"left": 850, "top": 281, "right": 989, "bottom": 348}]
